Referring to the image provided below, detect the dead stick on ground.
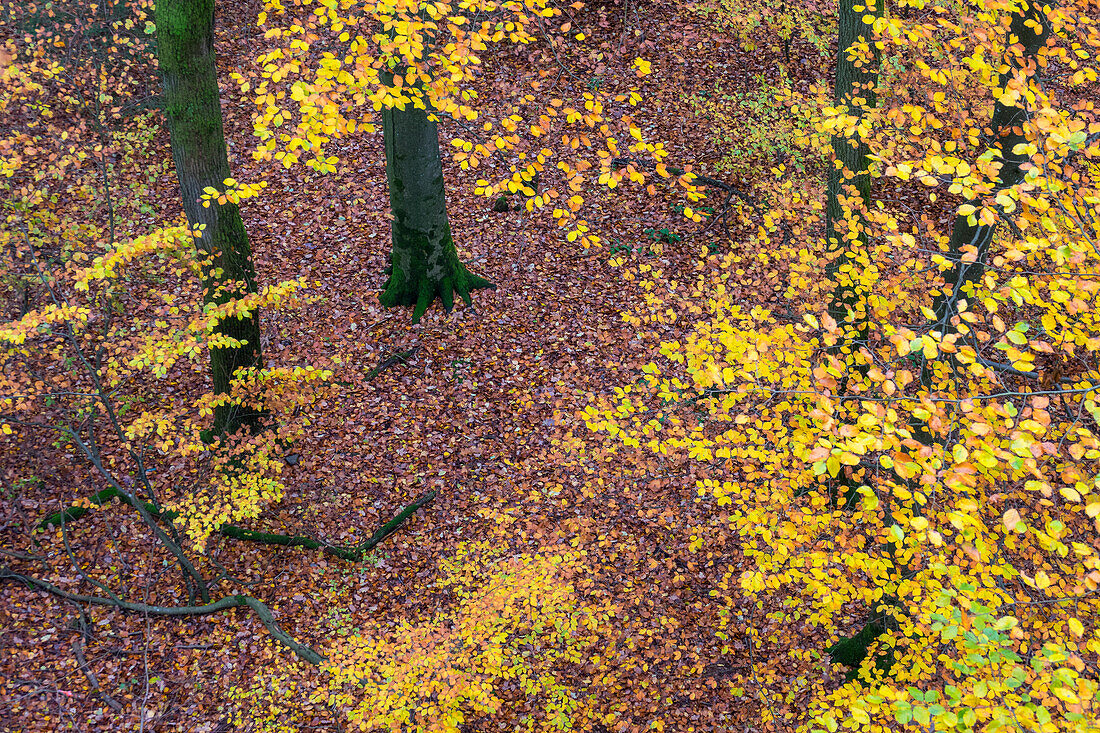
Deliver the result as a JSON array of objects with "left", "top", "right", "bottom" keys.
[
  {"left": 72, "top": 635, "right": 123, "bottom": 712},
  {"left": 365, "top": 345, "right": 421, "bottom": 381}
]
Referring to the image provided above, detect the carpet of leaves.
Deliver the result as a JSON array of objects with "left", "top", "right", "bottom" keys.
[{"left": 0, "top": 1, "right": 852, "bottom": 730}]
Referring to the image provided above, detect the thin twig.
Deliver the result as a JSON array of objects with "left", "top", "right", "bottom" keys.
[
  {"left": 72, "top": 635, "right": 123, "bottom": 712},
  {"left": 745, "top": 610, "right": 785, "bottom": 731}
]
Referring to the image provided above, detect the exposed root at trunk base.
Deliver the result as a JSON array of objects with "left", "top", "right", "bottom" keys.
[{"left": 379, "top": 261, "right": 495, "bottom": 324}]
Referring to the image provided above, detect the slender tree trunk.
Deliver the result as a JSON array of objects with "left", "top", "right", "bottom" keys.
[
  {"left": 379, "top": 102, "right": 494, "bottom": 324},
  {"left": 931, "top": 2, "right": 1049, "bottom": 329},
  {"left": 825, "top": 0, "right": 883, "bottom": 345},
  {"left": 156, "top": 0, "right": 262, "bottom": 437},
  {"left": 822, "top": 0, "right": 883, "bottom": 507}
]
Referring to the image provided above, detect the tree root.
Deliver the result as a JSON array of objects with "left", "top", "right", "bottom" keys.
[
  {"left": 828, "top": 603, "right": 901, "bottom": 684},
  {"left": 379, "top": 263, "right": 495, "bottom": 324},
  {"left": 827, "top": 618, "right": 884, "bottom": 671}
]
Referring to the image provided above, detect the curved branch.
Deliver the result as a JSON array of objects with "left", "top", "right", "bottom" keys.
[
  {"left": 62, "top": 428, "right": 209, "bottom": 603},
  {"left": 21, "top": 235, "right": 209, "bottom": 603},
  {"left": 40, "top": 488, "right": 438, "bottom": 561},
  {"left": 1, "top": 568, "right": 325, "bottom": 664},
  {"left": 220, "top": 489, "right": 436, "bottom": 560}
]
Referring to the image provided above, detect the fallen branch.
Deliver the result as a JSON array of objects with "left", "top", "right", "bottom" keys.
[
  {"left": 40, "top": 488, "right": 438, "bottom": 562},
  {"left": 611, "top": 157, "right": 803, "bottom": 252},
  {"left": 365, "top": 345, "right": 421, "bottom": 381},
  {"left": 220, "top": 489, "right": 437, "bottom": 560},
  {"left": 0, "top": 569, "right": 325, "bottom": 664},
  {"left": 39, "top": 487, "right": 164, "bottom": 530},
  {"left": 611, "top": 157, "right": 748, "bottom": 240},
  {"left": 72, "top": 634, "right": 124, "bottom": 712}
]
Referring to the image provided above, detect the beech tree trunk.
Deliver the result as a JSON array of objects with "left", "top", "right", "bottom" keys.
[
  {"left": 156, "top": 0, "right": 262, "bottom": 437},
  {"left": 825, "top": 0, "right": 883, "bottom": 343},
  {"left": 379, "top": 103, "right": 494, "bottom": 323},
  {"left": 931, "top": 2, "right": 1049, "bottom": 328}
]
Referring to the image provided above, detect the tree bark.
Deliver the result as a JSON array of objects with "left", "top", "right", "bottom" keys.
[
  {"left": 931, "top": 2, "right": 1049, "bottom": 329},
  {"left": 379, "top": 102, "right": 494, "bottom": 323},
  {"left": 825, "top": 0, "right": 883, "bottom": 343},
  {"left": 156, "top": 0, "right": 262, "bottom": 437}
]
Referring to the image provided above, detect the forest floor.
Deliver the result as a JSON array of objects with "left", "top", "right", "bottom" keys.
[{"left": 1, "top": 1, "right": 841, "bottom": 730}]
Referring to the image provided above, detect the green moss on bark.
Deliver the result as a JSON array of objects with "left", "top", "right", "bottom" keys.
[
  {"left": 157, "top": 0, "right": 263, "bottom": 437},
  {"left": 380, "top": 225, "right": 494, "bottom": 323},
  {"left": 379, "top": 102, "right": 494, "bottom": 324}
]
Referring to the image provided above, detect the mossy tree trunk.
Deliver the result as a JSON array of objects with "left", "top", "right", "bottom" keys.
[
  {"left": 825, "top": 0, "right": 883, "bottom": 348},
  {"left": 379, "top": 102, "right": 494, "bottom": 324},
  {"left": 156, "top": 0, "right": 263, "bottom": 437},
  {"left": 931, "top": 2, "right": 1049, "bottom": 329}
]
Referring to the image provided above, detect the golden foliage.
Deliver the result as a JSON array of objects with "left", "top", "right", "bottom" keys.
[
  {"left": 587, "top": 0, "right": 1100, "bottom": 729},
  {"left": 233, "top": 539, "right": 617, "bottom": 732}
]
